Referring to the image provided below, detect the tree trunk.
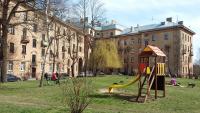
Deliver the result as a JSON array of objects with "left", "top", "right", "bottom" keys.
[
  {"left": 1, "top": 24, "right": 8, "bottom": 83},
  {"left": 71, "top": 64, "right": 74, "bottom": 77}
]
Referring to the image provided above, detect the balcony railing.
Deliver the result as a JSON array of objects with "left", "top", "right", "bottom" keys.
[
  {"left": 190, "top": 51, "right": 194, "bottom": 56},
  {"left": 41, "top": 40, "right": 48, "bottom": 47},
  {"left": 21, "top": 35, "right": 30, "bottom": 44},
  {"left": 182, "top": 49, "right": 186, "bottom": 54}
]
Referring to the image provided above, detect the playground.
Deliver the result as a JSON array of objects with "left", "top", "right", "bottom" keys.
[{"left": 0, "top": 76, "right": 200, "bottom": 113}]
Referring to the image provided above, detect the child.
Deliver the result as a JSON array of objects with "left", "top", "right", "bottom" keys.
[
  {"left": 171, "top": 77, "right": 177, "bottom": 86},
  {"left": 52, "top": 72, "right": 58, "bottom": 83}
]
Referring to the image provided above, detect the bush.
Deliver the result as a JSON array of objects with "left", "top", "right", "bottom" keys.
[{"left": 62, "top": 78, "right": 93, "bottom": 113}]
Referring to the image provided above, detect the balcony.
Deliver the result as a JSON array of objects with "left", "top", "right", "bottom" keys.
[
  {"left": 21, "top": 35, "right": 30, "bottom": 44},
  {"left": 31, "top": 62, "right": 37, "bottom": 67},
  {"left": 41, "top": 40, "right": 48, "bottom": 47},
  {"left": 182, "top": 49, "right": 186, "bottom": 54},
  {"left": 190, "top": 51, "right": 194, "bottom": 56}
]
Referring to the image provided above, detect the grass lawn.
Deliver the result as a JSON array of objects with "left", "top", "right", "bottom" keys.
[{"left": 0, "top": 75, "right": 200, "bottom": 113}]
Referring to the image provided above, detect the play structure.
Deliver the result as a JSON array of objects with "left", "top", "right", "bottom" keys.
[{"left": 108, "top": 45, "right": 166, "bottom": 103}]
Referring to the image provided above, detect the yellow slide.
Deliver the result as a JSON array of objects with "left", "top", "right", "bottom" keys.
[{"left": 108, "top": 75, "right": 141, "bottom": 93}]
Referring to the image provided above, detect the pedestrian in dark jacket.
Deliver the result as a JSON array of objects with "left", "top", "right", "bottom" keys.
[{"left": 55, "top": 72, "right": 60, "bottom": 85}]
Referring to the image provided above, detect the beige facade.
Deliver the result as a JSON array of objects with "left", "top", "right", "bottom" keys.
[
  {"left": 96, "top": 19, "right": 195, "bottom": 77},
  {"left": 1, "top": 2, "right": 85, "bottom": 79}
]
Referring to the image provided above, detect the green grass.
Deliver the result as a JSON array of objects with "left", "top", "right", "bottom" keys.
[{"left": 0, "top": 75, "right": 200, "bottom": 113}]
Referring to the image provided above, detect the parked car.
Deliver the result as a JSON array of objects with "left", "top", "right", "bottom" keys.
[
  {"left": 6, "top": 74, "right": 21, "bottom": 82},
  {"left": 78, "top": 71, "right": 93, "bottom": 77}
]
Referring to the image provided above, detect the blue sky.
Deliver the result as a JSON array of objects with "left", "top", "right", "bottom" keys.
[{"left": 101, "top": 0, "right": 200, "bottom": 61}]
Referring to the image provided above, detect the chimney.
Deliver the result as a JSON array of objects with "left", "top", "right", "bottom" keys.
[
  {"left": 161, "top": 22, "right": 165, "bottom": 25},
  {"left": 178, "top": 21, "right": 183, "bottom": 25},
  {"left": 166, "top": 17, "right": 172, "bottom": 22},
  {"left": 130, "top": 26, "right": 133, "bottom": 32}
]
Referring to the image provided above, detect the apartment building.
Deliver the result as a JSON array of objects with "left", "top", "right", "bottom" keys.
[
  {"left": 0, "top": 2, "right": 85, "bottom": 79},
  {"left": 96, "top": 18, "right": 195, "bottom": 77}
]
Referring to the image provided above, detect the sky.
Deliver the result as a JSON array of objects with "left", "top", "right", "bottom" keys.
[{"left": 101, "top": 0, "right": 200, "bottom": 61}]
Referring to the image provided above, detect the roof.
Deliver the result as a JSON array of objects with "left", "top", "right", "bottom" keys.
[
  {"left": 120, "top": 21, "right": 195, "bottom": 36},
  {"left": 95, "top": 24, "right": 125, "bottom": 31},
  {"left": 141, "top": 45, "right": 166, "bottom": 57}
]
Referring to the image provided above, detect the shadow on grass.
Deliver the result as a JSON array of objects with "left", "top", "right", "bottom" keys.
[{"left": 89, "top": 93, "right": 141, "bottom": 102}]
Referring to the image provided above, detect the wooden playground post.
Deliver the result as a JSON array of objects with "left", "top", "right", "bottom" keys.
[{"left": 155, "top": 56, "right": 158, "bottom": 99}]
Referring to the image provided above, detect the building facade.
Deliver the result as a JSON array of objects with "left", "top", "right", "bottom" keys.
[
  {"left": 96, "top": 18, "right": 195, "bottom": 77},
  {"left": 0, "top": 2, "right": 85, "bottom": 79}
]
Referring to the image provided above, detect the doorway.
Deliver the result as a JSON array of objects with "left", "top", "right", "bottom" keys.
[{"left": 32, "top": 67, "right": 36, "bottom": 78}]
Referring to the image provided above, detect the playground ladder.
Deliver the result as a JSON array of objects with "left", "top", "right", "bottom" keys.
[{"left": 137, "top": 66, "right": 155, "bottom": 103}]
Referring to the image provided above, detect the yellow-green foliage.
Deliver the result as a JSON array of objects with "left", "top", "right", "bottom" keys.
[{"left": 89, "top": 40, "right": 122, "bottom": 70}]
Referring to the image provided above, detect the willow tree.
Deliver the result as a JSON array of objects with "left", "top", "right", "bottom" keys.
[{"left": 89, "top": 40, "right": 122, "bottom": 75}]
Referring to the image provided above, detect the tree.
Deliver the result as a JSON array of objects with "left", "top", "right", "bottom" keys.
[
  {"left": 0, "top": 0, "right": 42, "bottom": 82},
  {"left": 89, "top": 40, "right": 122, "bottom": 75},
  {"left": 62, "top": 78, "right": 92, "bottom": 113},
  {"left": 72, "top": 0, "right": 106, "bottom": 76},
  {"left": 39, "top": 0, "right": 70, "bottom": 87},
  {"left": 63, "top": 28, "right": 83, "bottom": 77}
]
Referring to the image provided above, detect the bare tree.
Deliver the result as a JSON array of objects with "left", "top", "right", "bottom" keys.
[
  {"left": 72, "top": 0, "right": 106, "bottom": 76},
  {"left": 39, "top": 0, "right": 70, "bottom": 87},
  {"left": 63, "top": 28, "right": 83, "bottom": 77}
]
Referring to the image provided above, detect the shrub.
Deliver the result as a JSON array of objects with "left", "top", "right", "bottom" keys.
[{"left": 62, "top": 78, "right": 93, "bottom": 113}]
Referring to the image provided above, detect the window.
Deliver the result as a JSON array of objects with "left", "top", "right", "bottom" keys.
[
  {"left": 67, "top": 59, "right": 70, "bottom": 66},
  {"left": 62, "top": 46, "right": 65, "bottom": 52},
  {"left": 42, "top": 34, "right": 45, "bottom": 41},
  {"left": 138, "top": 38, "right": 141, "bottom": 44},
  {"left": 57, "top": 27, "right": 60, "bottom": 34},
  {"left": 56, "top": 63, "right": 60, "bottom": 71},
  {"left": 20, "top": 62, "right": 25, "bottom": 71},
  {"left": 23, "top": 12, "right": 28, "bottom": 21},
  {"left": 79, "top": 46, "right": 82, "bottom": 52},
  {"left": 73, "top": 44, "right": 76, "bottom": 52},
  {"left": 8, "top": 26, "right": 15, "bottom": 35},
  {"left": 23, "top": 28, "right": 27, "bottom": 37},
  {"left": 96, "top": 32, "right": 100, "bottom": 36},
  {"left": 8, "top": 61, "right": 13, "bottom": 71},
  {"left": 33, "top": 24, "right": 38, "bottom": 32},
  {"left": 152, "top": 35, "right": 155, "bottom": 41},
  {"left": 68, "top": 48, "right": 70, "bottom": 54},
  {"left": 41, "top": 63, "right": 44, "bottom": 71},
  {"left": 131, "top": 57, "right": 134, "bottom": 62},
  {"left": 33, "top": 39, "right": 37, "bottom": 48},
  {"left": 32, "top": 55, "right": 36, "bottom": 63},
  {"left": 144, "top": 33, "right": 148, "bottom": 37},
  {"left": 144, "top": 40, "right": 149, "bottom": 46},
  {"left": 50, "top": 24, "right": 53, "bottom": 30},
  {"left": 131, "top": 39, "right": 134, "bottom": 45},
  {"left": 110, "top": 32, "right": 114, "bottom": 36},
  {"left": 164, "top": 33, "right": 168, "bottom": 40},
  {"left": 62, "top": 52, "right": 65, "bottom": 59},
  {"left": 49, "top": 64, "right": 53, "bottom": 72},
  {"left": 63, "top": 29, "right": 66, "bottom": 35},
  {"left": 62, "top": 65, "right": 64, "bottom": 72},
  {"left": 41, "top": 48, "right": 45, "bottom": 57},
  {"left": 10, "top": 43, "right": 14, "bottom": 53},
  {"left": 56, "top": 51, "right": 59, "bottom": 58},
  {"left": 22, "top": 45, "right": 26, "bottom": 54},
  {"left": 124, "top": 40, "right": 127, "bottom": 45}
]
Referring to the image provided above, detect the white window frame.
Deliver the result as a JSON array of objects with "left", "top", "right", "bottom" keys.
[
  {"left": 20, "top": 62, "right": 25, "bottom": 71},
  {"left": 8, "top": 61, "right": 13, "bottom": 72}
]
